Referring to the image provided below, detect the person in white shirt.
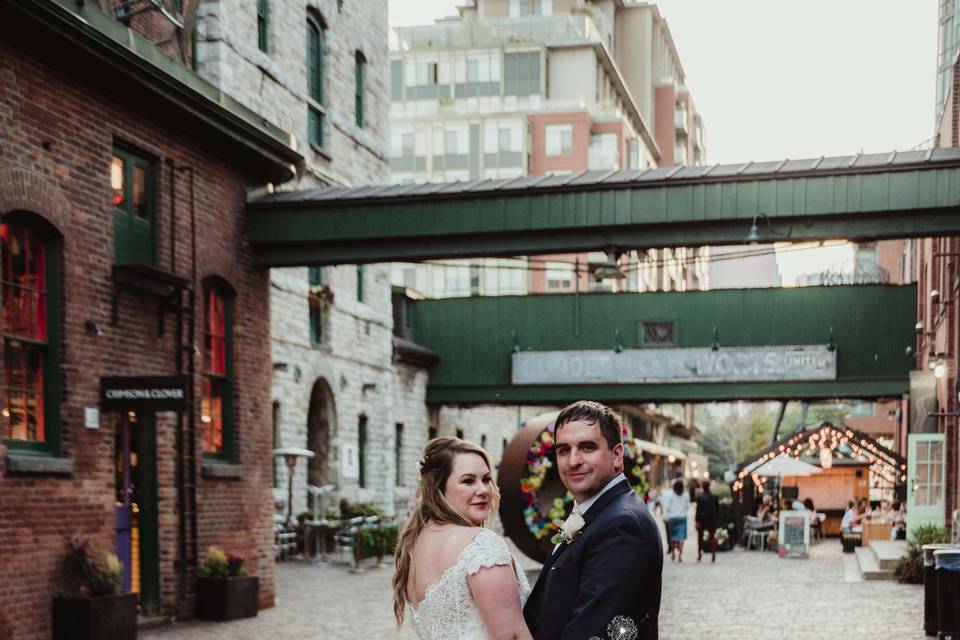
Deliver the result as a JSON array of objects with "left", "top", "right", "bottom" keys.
[
  {"left": 840, "top": 500, "right": 857, "bottom": 532},
  {"left": 660, "top": 479, "right": 690, "bottom": 562}
]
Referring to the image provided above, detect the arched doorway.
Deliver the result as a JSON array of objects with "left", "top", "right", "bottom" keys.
[{"left": 307, "top": 378, "right": 336, "bottom": 488}]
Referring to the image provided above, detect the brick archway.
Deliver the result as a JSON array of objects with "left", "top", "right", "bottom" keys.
[{"left": 0, "top": 167, "right": 70, "bottom": 238}]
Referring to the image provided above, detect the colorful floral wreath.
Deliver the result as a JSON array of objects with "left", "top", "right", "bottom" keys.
[{"left": 520, "top": 422, "right": 649, "bottom": 540}]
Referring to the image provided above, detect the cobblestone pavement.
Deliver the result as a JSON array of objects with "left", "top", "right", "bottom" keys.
[{"left": 143, "top": 529, "right": 924, "bottom": 639}]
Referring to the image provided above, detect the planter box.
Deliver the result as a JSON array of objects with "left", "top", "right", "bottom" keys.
[
  {"left": 52, "top": 592, "right": 137, "bottom": 640},
  {"left": 195, "top": 575, "right": 259, "bottom": 621}
]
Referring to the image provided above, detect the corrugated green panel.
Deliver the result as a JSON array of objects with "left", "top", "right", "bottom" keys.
[
  {"left": 805, "top": 176, "right": 834, "bottom": 215},
  {"left": 702, "top": 183, "right": 722, "bottom": 220},
  {"left": 411, "top": 285, "right": 917, "bottom": 400},
  {"left": 425, "top": 379, "right": 910, "bottom": 404},
  {"left": 666, "top": 184, "right": 693, "bottom": 221},
  {"left": 861, "top": 174, "right": 890, "bottom": 212},
  {"left": 889, "top": 172, "right": 919, "bottom": 211}
]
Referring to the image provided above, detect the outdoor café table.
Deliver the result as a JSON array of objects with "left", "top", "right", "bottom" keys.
[{"left": 861, "top": 520, "right": 890, "bottom": 546}]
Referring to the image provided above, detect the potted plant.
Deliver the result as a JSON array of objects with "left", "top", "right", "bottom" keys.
[
  {"left": 195, "top": 545, "right": 259, "bottom": 621},
  {"left": 52, "top": 536, "right": 136, "bottom": 640}
]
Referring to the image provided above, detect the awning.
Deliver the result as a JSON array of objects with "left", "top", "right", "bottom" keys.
[{"left": 634, "top": 439, "right": 687, "bottom": 460}]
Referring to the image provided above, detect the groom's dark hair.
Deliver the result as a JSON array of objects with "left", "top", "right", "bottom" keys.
[{"left": 554, "top": 400, "right": 621, "bottom": 450}]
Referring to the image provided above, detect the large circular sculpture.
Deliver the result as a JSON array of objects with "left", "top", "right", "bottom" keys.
[{"left": 498, "top": 411, "right": 648, "bottom": 563}]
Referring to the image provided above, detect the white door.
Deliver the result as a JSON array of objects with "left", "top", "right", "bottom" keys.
[{"left": 906, "top": 433, "right": 946, "bottom": 535}]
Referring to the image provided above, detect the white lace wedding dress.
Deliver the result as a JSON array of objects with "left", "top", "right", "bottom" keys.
[{"left": 410, "top": 528, "right": 531, "bottom": 640}]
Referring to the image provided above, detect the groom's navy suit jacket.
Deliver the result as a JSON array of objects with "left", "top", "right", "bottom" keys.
[{"left": 523, "top": 479, "right": 663, "bottom": 640}]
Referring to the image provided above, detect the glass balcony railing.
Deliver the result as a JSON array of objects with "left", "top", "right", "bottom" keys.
[{"left": 394, "top": 14, "right": 605, "bottom": 51}]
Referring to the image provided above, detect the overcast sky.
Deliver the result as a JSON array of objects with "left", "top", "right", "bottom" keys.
[
  {"left": 387, "top": 1, "right": 939, "bottom": 283},
  {"left": 388, "top": 0, "right": 939, "bottom": 165}
]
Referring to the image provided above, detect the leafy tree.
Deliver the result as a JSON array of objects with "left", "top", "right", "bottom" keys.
[{"left": 696, "top": 403, "right": 776, "bottom": 477}]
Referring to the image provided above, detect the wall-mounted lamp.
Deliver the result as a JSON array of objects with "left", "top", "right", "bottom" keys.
[
  {"left": 934, "top": 353, "right": 948, "bottom": 379},
  {"left": 85, "top": 320, "right": 103, "bottom": 337},
  {"left": 915, "top": 322, "right": 924, "bottom": 334},
  {"left": 930, "top": 289, "right": 941, "bottom": 304},
  {"left": 710, "top": 326, "right": 720, "bottom": 351},
  {"left": 745, "top": 213, "right": 791, "bottom": 244},
  {"left": 826, "top": 325, "right": 836, "bottom": 352},
  {"left": 510, "top": 330, "right": 521, "bottom": 354},
  {"left": 614, "top": 329, "right": 624, "bottom": 354},
  {"left": 592, "top": 248, "right": 626, "bottom": 280}
]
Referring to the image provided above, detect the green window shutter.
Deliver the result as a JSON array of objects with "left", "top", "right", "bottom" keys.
[
  {"left": 112, "top": 148, "right": 156, "bottom": 267},
  {"left": 308, "top": 106, "right": 324, "bottom": 148},
  {"left": 355, "top": 52, "right": 365, "bottom": 128},
  {"left": 307, "top": 17, "right": 324, "bottom": 103},
  {"left": 358, "top": 415, "right": 367, "bottom": 488},
  {"left": 257, "top": 0, "right": 269, "bottom": 53},
  {"left": 356, "top": 264, "right": 365, "bottom": 302}
]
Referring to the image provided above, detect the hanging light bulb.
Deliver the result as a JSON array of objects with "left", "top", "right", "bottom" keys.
[{"left": 819, "top": 447, "right": 833, "bottom": 470}]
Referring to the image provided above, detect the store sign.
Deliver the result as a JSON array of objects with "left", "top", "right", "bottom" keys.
[
  {"left": 101, "top": 376, "right": 188, "bottom": 411},
  {"left": 777, "top": 510, "right": 810, "bottom": 559},
  {"left": 512, "top": 345, "right": 836, "bottom": 385}
]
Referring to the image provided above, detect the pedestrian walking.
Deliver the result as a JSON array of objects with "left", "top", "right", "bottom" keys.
[
  {"left": 695, "top": 479, "right": 720, "bottom": 562},
  {"left": 661, "top": 479, "right": 690, "bottom": 562}
]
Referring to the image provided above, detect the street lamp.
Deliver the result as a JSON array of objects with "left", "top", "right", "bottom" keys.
[{"left": 273, "top": 447, "right": 315, "bottom": 525}]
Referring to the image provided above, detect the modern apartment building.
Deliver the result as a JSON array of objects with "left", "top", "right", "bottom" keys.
[{"left": 388, "top": 0, "right": 708, "bottom": 298}]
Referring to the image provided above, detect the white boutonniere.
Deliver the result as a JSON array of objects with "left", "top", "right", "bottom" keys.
[{"left": 550, "top": 510, "right": 585, "bottom": 545}]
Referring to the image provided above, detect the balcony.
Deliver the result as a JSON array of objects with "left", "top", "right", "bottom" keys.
[
  {"left": 674, "top": 109, "right": 688, "bottom": 137},
  {"left": 394, "top": 14, "right": 604, "bottom": 51}
]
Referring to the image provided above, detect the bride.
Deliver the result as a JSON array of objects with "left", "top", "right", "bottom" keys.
[{"left": 393, "top": 437, "right": 532, "bottom": 640}]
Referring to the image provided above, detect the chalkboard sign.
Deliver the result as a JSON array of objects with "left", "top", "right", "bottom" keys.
[{"left": 778, "top": 511, "right": 810, "bottom": 558}]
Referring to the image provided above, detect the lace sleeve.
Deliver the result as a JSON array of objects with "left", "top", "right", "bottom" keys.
[{"left": 460, "top": 529, "right": 513, "bottom": 576}]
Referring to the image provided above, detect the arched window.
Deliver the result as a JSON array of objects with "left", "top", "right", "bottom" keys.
[
  {"left": 201, "top": 282, "right": 233, "bottom": 457},
  {"left": 2, "top": 218, "right": 61, "bottom": 453},
  {"left": 306, "top": 12, "right": 327, "bottom": 149},
  {"left": 355, "top": 50, "right": 366, "bottom": 128}
]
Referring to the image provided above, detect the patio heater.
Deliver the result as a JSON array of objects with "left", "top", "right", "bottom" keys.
[{"left": 273, "top": 447, "right": 315, "bottom": 525}]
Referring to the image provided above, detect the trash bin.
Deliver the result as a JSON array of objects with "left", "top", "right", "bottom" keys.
[
  {"left": 935, "top": 548, "right": 960, "bottom": 640},
  {"left": 924, "top": 544, "right": 956, "bottom": 637}
]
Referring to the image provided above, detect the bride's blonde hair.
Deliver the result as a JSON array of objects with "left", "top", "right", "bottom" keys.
[{"left": 392, "top": 437, "right": 500, "bottom": 625}]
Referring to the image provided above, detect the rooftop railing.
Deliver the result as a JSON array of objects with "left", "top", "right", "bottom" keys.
[{"left": 394, "top": 14, "right": 604, "bottom": 51}]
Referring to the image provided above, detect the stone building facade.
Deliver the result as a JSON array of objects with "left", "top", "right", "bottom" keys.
[
  {"left": 192, "top": 0, "right": 407, "bottom": 517},
  {"left": 0, "top": 0, "right": 301, "bottom": 634}
]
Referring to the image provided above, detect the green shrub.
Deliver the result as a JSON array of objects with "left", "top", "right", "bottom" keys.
[
  {"left": 894, "top": 523, "right": 949, "bottom": 584},
  {"left": 61, "top": 536, "right": 122, "bottom": 597},
  {"left": 711, "top": 483, "right": 732, "bottom": 501},
  {"left": 341, "top": 501, "right": 384, "bottom": 519},
  {"left": 200, "top": 545, "right": 246, "bottom": 579}
]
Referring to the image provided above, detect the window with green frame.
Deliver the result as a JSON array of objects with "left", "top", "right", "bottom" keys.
[
  {"left": 201, "top": 283, "right": 234, "bottom": 459},
  {"left": 111, "top": 147, "right": 156, "bottom": 266},
  {"left": 306, "top": 13, "right": 326, "bottom": 149},
  {"left": 1, "top": 218, "right": 62, "bottom": 455},
  {"left": 257, "top": 0, "right": 269, "bottom": 53},
  {"left": 308, "top": 266, "right": 324, "bottom": 346},
  {"left": 355, "top": 51, "right": 366, "bottom": 128},
  {"left": 358, "top": 414, "right": 367, "bottom": 488}
]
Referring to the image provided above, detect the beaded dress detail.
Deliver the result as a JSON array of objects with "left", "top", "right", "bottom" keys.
[{"left": 410, "top": 529, "right": 530, "bottom": 640}]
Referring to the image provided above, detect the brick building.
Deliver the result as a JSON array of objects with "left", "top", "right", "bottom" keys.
[{"left": 0, "top": 0, "right": 301, "bottom": 634}]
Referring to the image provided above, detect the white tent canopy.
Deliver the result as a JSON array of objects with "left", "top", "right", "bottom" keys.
[{"left": 752, "top": 455, "right": 822, "bottom": 478}]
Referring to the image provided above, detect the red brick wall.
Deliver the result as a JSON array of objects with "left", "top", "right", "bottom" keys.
[
  {"left": 528, "top": 111, "right": 591, "bottom": 176},
  {"left": 0, "top": 31, "right": 275, "bottom": 639},
  {"left": 654, "top": 85, "right": 676, "bottom": 167}
]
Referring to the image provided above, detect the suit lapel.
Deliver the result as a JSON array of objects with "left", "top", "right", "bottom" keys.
[{"left": 582, "top": 478, "right": 631, "bottom": 526}]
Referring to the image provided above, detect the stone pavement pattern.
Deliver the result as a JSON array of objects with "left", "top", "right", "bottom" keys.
[{"left": 142, "top": 535, "right": 925, "bottom": 640}]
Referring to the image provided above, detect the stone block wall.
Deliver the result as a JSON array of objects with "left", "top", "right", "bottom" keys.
[{"left": 193, "top": 0, "right": 396, "bottom": 519}]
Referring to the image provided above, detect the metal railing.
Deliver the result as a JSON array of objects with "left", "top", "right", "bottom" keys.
[{"left": 394, "top": 14, "right": 604, "bottom": 51}]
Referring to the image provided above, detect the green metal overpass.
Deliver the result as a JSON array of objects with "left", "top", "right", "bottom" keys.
[
  {"left": 247, "top": 149, "right": 960, "bottom": 266},
  {"left": 408, "top": 285, "right": 916, "bottom": 404}
]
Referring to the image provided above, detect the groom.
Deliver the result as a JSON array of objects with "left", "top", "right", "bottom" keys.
[{"left": 523, "top": 400, "right": 663, "bottom": 640}]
